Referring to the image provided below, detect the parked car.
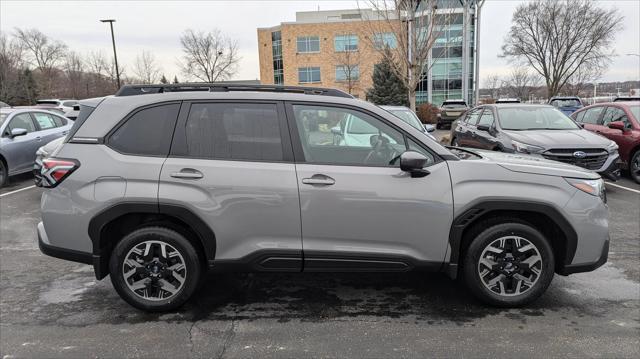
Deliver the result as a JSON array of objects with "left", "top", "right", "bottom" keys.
[
  {"left": 14, "top": 104, "right": 66, "bottom": 116},
  {"left": 0, "top": 101, "right": 10, "bottom": 108},
  {"left": 450, "top": 104, "right": 621, "bottom": 180},
  {"left": 0, "top": 108, "right": 72, "bottom": 186},
  {"left": 613, "top": 96, "right": 640, "bottom": 102},
  {"left": 495, "top": 98, "right": 521, "bottom": 104},
  {"left": 36, "top": 99, "right": 78, "bottom": 113},
  {"left": 64, "top": 104, "right": 81, "bottom": 121},
  {"left": 571, "top": 101, "right": 640, "bottom": 183},
  {"left": 380, "top": 105, "right": 437, "bottom": 141},
  {"left": 34, "top": 136, "right": 65, "bottom": 187},
  {"left": 437, "top": 99, "right": 468, "bottom": 129},
  {"left": 38, "top": 84, "right": 609, "bottom": 311},
  {"left": 548, "top": 96, "right": 584, "bottom": 116}
]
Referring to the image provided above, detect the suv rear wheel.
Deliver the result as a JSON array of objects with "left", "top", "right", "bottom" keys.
[
  {"left": 462, "top": 221, "right": 555, "bottom": 307},
  {"left": 630, "top": 150, "right": 640, "bottom": 184},
  {"left": 109, "top": 227, "right": 202, "bottom": 311}
]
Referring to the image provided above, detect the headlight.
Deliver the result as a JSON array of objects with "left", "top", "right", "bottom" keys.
[
  {"left": 511, "top": 140, "right": 544, "bottom": 154},
  {"left": 606, "top": 141, "right": 618, "bottom": 154},
  {"left": 565, "top": 177, "right": 606, "bottom": 201}
]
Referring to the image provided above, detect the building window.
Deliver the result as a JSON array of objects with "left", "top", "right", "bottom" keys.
[
  {"left": 297, "top": 36, "right": 320, "bottom": 53},
  {"left": 373, "top": 33, "right": 397, "bottom": 49},
  {"left": 298, "top": 67, "right": 321, "bottom": 83},
  {"left": 271, "top": 31, "right": 283, "bottom": 85},
  {"left": 334, "top": 34, "right": 358, "bottom": 52},
  {"left": 335, "top": 65, "right": 359, "bottom": 81}
]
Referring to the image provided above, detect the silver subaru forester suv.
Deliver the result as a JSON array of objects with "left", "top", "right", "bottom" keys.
[{"left": 37, "top": 84, "right": 609, "bottom": 311}]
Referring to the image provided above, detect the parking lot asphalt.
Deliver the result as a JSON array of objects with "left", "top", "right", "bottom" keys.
[{"left": 1, "top": 165, "right": 639, "bottom": 358}]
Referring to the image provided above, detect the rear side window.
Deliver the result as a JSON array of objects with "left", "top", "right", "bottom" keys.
[
  {"left": 52, "top": 115, "right": 67, "bottom": 127},
  {"left": 582, "top": 107, "right": 604, "bottom": 124},
  {"left": 109, "top": 103, "right": 180, "bottom": 156},
  {"left": 184, "top": 103, "right": 283, "bottom": 161},
  {"left": 33, "top": 113, "right": 57, "bottom": 130}
]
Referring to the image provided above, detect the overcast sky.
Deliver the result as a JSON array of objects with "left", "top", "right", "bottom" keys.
[{"left": 1, "top": 0, "right": 639, "bottom": 87}]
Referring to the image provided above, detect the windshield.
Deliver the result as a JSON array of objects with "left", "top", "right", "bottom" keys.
[
  {"left": 389, "top": 110, "right": 423, "bottom": 130},
  {"left": 442, "top": 102, "right": 466, "bottom": 108},
  {"left": 550, "top": 99, "right": 581, "bottom": 108},
  {"left": 347, "top": 115, "right": 379, "bottom": 134},
  {"left": 630, "top": 106, "right": 639, "bottom": 120},
  {"left": 498, "top": 107, "right": 580, "bottom": 130}
]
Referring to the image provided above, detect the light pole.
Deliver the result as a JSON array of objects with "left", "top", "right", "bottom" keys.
[{"left": 100, "top": 19, "right": 120, "bottom": 89}]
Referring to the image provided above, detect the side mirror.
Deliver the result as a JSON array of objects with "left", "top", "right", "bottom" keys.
[
  {"left": 476, "top": 124, "right": 490, "bottom": 132},
  {"left": 400, "top": 151, "right": 430, "bottom": 178},
  {"left": 424, "top": 124, "right": 435, "bottom": 133},
  {"left": 330, "top": 126, "right": 342, "bottom": 135},
  {"left": 608, "top": 121, "right": 625, "bottom": 131},
  {"left": 10, "top": 128, "right": 27, "bottom": 138}
]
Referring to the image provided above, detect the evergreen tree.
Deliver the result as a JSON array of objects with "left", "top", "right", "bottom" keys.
[
  {"left": 173, "top": 75, "right": 179, "bottom": 84},
  {"left": 160, "top": 74, "right": 168, "bottom": 84},
  {"left": 13, "top": 69, "right": 39, "bottom": 105},
  {"left": 366, "top": 50, "right": 408, "bottom": 106}
]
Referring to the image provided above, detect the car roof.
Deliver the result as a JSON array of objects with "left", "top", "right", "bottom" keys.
[
  {"left": 380, "top": 105, "right": 411, "bottom": 111},
  {"left": 549, "top": 96, "right": 581, "bottom": 100},
  {"left": 486, "top": 103, "right": 553, "bottom": 109}
]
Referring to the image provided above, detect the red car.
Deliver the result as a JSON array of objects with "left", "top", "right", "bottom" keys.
[{"left": 571, "top": 101, "right": 640, "bottom": 183}]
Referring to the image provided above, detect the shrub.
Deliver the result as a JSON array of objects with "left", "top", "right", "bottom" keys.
[{"left": 416, "top": 103, "right": 440, "bottom": 124}]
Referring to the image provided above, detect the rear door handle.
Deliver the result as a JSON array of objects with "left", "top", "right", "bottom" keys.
[
  {"left": 170, "top": 168, "right": 203, "bottom": 179},
  {"left": 35, "top": 136, "right": 42, "bottom": 142},
  {"left": 302, "top": 174, "right": 335, "bottom": 186}
]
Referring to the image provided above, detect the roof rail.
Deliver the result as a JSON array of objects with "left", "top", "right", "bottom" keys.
[{"left": 114, "top": 83, "right": 354, "bottom": 99}]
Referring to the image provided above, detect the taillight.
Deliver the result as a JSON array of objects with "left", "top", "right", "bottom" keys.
[{"left": 41, "top": 158, "right": 79, "bottom": 188}]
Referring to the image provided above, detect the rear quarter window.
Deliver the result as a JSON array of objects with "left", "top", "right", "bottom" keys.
[{"left": 108, "top": 103, "right": 181, "bottom": 156}]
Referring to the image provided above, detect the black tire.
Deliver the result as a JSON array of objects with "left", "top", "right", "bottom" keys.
[
  {"left": 109, "top": 226, "right": 202, "bottom": 312},
  {"left": 462, "top": 220, "right": 555, "bottom": 307},
  {"left": 436, "top": 122, "right": 442, "bottom": 130},
  {"left": 0, "top": 159, "right": 7, "bottom": 187},
  {"left": 630, "top": 150, "right": 640, "bottom": 184}
]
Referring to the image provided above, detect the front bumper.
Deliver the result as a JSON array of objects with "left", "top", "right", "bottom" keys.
[
  {"left": 598, "top": 157, "right": 621, "bottom": 181},
  {"left": 37, "top": 221, "right": 92, "bottom": 265},
  {"left": 558, "top": 237, "right": 609, "bottom": 275}
]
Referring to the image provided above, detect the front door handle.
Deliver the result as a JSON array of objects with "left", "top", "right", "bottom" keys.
[
  {"left": 170, "top": 168, "right": 203, "bottom": 179},
  {"left": 302, "top": 174, "right": 335, "bottom": 186}
]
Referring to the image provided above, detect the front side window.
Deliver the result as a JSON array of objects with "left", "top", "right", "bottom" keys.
[
  {"left": 297, "top": 36, "right": 320, "bottom": 53},
  {"left": 465, "top": 109, "right": 482, "bottom": 125},
  {"left": 373, "top": 32, "right": 397, "bottom": 49},
  {"left": 572, "top": 110, "right": 585, "bottom": 123},
  {"left": 498, "top": 107, "right": 580, "bottom": 130},
  {"left": 334, "top": 34, "right": 358, "bottom": 52},
  {"left": 292, "top": 104, "right": 414, "bottom": 167},
  {"left": 477, "top": 110, "right": 494, "bottom": 127},
  {"left": 32, "top": 113, "right": 57, "bottom": 130},
  {"left": 7, "top": 114, "right": 36, "bottom": 133},
  {"left": 335, "top": 65, "right": 359, "bottom": 81},
  {"left": 185, "top": 103, "right": 283, "bottom": 161},
  {"left": 298, "top": 67, "right": 321, "bottom": 83},
  {"left": 582, "top": 107, "right": 605, "bottom": 124},
  {"left": 109, "top": 103, "right": 180, "bottom": 156},
  {"left": 601, "top": 107, "right": 628, "bottom": 127}
]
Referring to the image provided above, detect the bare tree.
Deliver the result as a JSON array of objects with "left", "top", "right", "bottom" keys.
[
  {"left": 178, "top": 29, "right": 240, "bottom": 82},
  {"left": 63, "top": 51, "right": 84, "bottom": 98},
  {"left": 363, "top": 1, "right": 454, "bottom": 110},
  {"left": 14, "top": 28, "right": 67, "bottom": 94},
  {"left": 483, "top": 73, "right": 502, "bottom": 99},
  {"left": 501, "top": 67, "right": 540, "bottom": 100},
  {"left": 332, "top": 34, "right": 361, "bottom": 95},
  {"left": 563, "top": 65, "right": 602, "bottom": 97},
  {"left": 106, "top": 58, "right": 125, "bottom": 90},
  {"left": 0, "top": 32, "right": 26, "bottom": 103},
  {"left": 501, "top": 0, "right": 622, "bottom": 98},
  {"left": 133, "top": 50, "right": 161, "bottom": 84},
  {"left": 85, "top": 50, "right": 109, "bottom": 76}
]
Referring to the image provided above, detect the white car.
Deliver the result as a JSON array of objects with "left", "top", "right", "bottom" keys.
[{"left": 36, "top": 99, "right": 78, "bottom": 113}]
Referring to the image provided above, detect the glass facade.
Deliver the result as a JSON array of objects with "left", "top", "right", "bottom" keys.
[
  {"left": 297, "top": 36, "right": 320, "bottom": 53},
  {"left": 298, "top": 67, "right": 321, "bottom": 83},
  {"left": 335, "top": 65, "right": 360, "bottom": 81},
  {"left": 334, "top": 34, "right": 358, "bottom": 52},
  {"left": 271, "top": 31, "right": 283, "bottom": 85}
]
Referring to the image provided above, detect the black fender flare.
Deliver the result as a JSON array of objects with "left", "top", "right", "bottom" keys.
[
  {"left": 445, "top": 200, "right": 577, "bottom": 278},
  {"left": 88, "top": 202, "right": 216, "bottom": 279}
]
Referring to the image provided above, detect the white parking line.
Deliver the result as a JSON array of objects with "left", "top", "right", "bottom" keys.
[
  {"left": 605, "top": 182, "right": 640, "bottom": 195},
  {"left": 0, "top": 185, "right": 36, "bottom": 198}
]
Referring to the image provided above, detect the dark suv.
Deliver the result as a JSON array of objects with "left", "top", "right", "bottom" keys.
[{"left": 450, "top": 104, "right": 621, "bottom": 180}]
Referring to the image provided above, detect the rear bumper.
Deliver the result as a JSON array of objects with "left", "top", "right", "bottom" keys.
[
  {"left": 37, "top": 221, "right": 92, "bottom": 265},
  {"left": 558, "top": 237, "right": 609, "bottom": 275}
]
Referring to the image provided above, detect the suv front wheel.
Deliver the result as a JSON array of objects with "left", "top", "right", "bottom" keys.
[
  {"left": 462, "top": 221, "right": 555, "bottom": 307},
  {"left": 109, "top": 227, "right": 202, "bottom": 311}
]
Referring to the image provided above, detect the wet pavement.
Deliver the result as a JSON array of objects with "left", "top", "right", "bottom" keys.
[{"left": 1, "top": 173, "right": 639, "bottom": 358}]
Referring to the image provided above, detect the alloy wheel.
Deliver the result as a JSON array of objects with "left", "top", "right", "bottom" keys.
[
  {"left": 477, "top": 236, "right": 543, "bottom": 297},
  {"left": 122, "top": 240, "right": 187, "bottom": 301},
  {"left": 632, "top": 153, "right": 640, "bottom": 182}
]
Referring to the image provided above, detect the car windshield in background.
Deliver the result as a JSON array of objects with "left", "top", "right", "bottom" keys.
[
  {"left": 551, "top": 99, "right": 581, "bottom": 107},
  {"left": 36, "top": 100, "right": 59, "bottom": 105},
  {"left": 442, "top": 102, "right": 466, "bottom": 108},
  {"left": 629, "top": 106, "right": 639, "bottom": 120},
  {"left": 389, "top": 110, "right": 423, "bottom": 130},
  {"left": 498, "top": 107, "right": 580, "bottom": 130}
]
